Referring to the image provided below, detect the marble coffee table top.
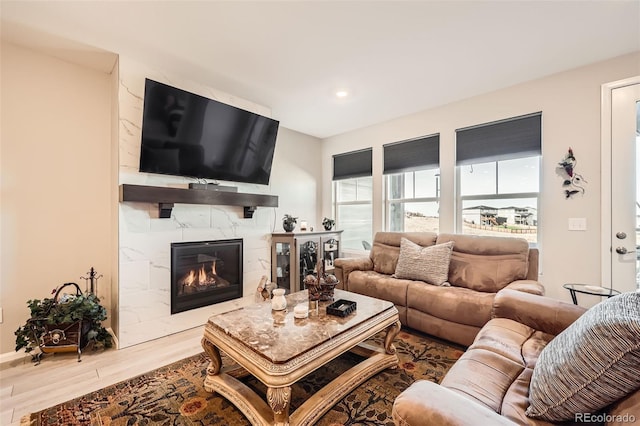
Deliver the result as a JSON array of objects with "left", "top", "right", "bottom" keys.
[{"left": 206, "top": 289, "right": 394, "bottom": 364}]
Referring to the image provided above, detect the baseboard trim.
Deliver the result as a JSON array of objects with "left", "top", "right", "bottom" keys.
[
  {"left": 0, "top": 349, "right": 29, "bottom": 365},
  {"left": 107, "top": 327, "right": 119, "bottom": 349}
]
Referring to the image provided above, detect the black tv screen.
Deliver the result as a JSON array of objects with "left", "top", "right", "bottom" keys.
[{"left": 139, "top": 79, "right": 279, "bottom": 185}]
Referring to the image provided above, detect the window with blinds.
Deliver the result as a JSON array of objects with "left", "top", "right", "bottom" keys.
[
  {"left": 332, "top": 148, "right": 373, "bottom": 251},
  {"left": 456, "top": 113, "right": 541, "bottom": 244},
  {"left": 332, "top": 148, "right": 372, "bottom": 180},
  {"left": 383, "top": 134, "right": 441, "bottom": 233}
]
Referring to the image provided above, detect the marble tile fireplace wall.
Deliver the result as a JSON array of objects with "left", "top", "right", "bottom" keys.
[{"left": 117, "top": 56, "right": 279, "bottom": 348}]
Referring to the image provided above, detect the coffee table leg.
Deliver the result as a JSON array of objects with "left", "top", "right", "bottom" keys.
[
  {"left": 267, "top": 386, "right": 291, "bottom": 425},
  {"left": 201, "top": 337, "right": 222, "bottom": 376},
  {"left": 384, "top": 320, "right": 402, "bottom": 355}
]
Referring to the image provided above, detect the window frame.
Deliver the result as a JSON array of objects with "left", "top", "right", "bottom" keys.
[
  {"left": 332, "top": 176, "right": 373, "bottom": 252},
  {"left": 455, "top": 156, "right": 541, "bottom": 244},
  {"left": 384, "top": 170, "right": 441, "bottom": 232}
]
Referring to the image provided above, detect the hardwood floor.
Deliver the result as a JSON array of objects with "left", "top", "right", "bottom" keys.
[{"left": 0, "top": 326, "right": 206, "bottom": 425}]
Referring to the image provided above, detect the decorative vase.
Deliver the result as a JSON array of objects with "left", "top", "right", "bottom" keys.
[
  {"left": 271, "top": 288, "right": 287, "bottom": 311},
  {"left": 304, "top": 275, "right": 321, "bottom": 302},
  {"left": 283, "top": 222, "right": 295, "bottom": 232},
  {"left": 319, "top": 281, "right": 338, "bottom": 301},
  {"left": 323, "top": 224, "right": 333, "bottom": 231}
]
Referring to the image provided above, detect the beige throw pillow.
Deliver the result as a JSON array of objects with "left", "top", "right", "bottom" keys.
[
  {"left": 526, "top": 291, "right": 640, "bottom": 422},
  {"left": 393, "top": 238, "right": 453, "bottom": 286}
]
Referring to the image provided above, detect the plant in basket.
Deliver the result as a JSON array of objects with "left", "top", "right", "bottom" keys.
[{"left": 15, "top": 282, "right": 113, "bottom": 362}]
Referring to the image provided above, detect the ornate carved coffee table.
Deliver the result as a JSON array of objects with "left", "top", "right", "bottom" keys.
[{"left": 201, "top": 289, "right": 401, "bottom": 426}]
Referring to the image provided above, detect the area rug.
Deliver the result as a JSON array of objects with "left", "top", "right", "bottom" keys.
[{"left": 22, "top": 329, "right": 464, "bottom": 426}]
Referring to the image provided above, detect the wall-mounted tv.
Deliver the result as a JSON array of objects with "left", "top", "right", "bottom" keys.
[{"left": 139, "top": 79, "right": 279, "bottom": 185}]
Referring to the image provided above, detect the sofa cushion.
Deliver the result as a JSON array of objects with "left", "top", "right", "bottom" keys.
[
  {"left": 407, "top": 282, "right": 494, "bottom": 328},
  {"left": 526, "top": 292, "right": 640, "bottom": 422},
  {"left": 371, "top": 232, "right": 437, "bottom": 275},
  {"left": 347, "top": 270, "right": 409, "bottom": 308},
  {"left": 442, "top": 318, "right": 555, "bottom": 416},
  {"left": 436, "top": 233, "right": 529, "bottom": 292},
  {"left": 394, "top": 238, "right": 454, "bottom": 286}
]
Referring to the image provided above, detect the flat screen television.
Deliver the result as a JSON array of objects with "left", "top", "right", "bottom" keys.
[{"left": 139, "top": 79, "right": 279, "bottom": 185}]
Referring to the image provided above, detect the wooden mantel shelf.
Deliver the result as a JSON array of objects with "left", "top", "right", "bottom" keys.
[{"left": 119, "top": 184, "right": 278, "bottom": 218}]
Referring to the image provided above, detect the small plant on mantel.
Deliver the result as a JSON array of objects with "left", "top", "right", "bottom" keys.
[
  {"left": 322, "top": 217, "right": 336, "bottom": 231},
  {"left": 15, "top": 283, "right": 113, "bottom": 360},
  {"left": 282, "top": 214, "right": 298, "bottom": 232}
]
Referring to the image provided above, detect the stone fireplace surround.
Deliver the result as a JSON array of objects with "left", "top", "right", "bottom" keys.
[{"left": 117, "top": 56, "right": 279, "bottom": 349}]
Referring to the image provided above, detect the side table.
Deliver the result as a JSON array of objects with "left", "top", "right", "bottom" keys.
[{"left": 563, "top": 283, "right": 620, "bottom": 305}]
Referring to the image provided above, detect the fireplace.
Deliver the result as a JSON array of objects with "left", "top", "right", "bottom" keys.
[{"left": 171, "top": 239, "right": 243, "bottom": 314}]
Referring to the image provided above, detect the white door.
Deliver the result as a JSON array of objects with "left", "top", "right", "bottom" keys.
[{"left": 605, "top": 80, "right": 640, "bottom": 293}]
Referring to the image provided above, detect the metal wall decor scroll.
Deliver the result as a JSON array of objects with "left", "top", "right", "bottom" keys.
[{"left": 557, "top": 147, "right": 587, "bottom": 199}]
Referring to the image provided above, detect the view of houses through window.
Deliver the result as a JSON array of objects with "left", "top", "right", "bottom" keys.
[{"left": 458, "top": 156, "right": 540, "bottom": 244}]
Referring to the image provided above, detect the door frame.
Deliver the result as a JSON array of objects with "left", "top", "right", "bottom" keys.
[{"left": 600, "top": 76, "right": 640, "bottom": 289}]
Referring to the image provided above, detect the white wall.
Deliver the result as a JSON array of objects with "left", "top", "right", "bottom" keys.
[
  {"left": 322, "top": 52, "right": 640, "bottom": 302},
  {"left": 0, "top": 42, "right": 113, "bottom": 353}
]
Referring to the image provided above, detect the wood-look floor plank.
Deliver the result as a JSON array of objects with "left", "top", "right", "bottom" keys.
[{"left": 0, "top": 326, "right": 207, "bottom": 425}]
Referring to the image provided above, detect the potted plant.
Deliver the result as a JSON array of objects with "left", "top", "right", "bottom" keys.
[
  {"left": 15, "top": 283, "right": 113, "bottom": 362},
  {"left": 282, "top": 214, "right": 298, "bottom": 232},
  {"left": 322, "top": 217, "right": 336, "bottom": 231}
]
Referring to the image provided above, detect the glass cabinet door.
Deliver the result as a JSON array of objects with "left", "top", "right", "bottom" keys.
[
  {"left": 323, "top": 238, "right": 340, "bottom": 274},
  {"left": 275, "top": 241, "right": 292, "bottom": 292},
  {"left": 299, "top": 240, "right": 319, "bottom": 286}
]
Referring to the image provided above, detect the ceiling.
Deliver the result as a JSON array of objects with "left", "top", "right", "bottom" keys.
[{"left": 1, "top": 1, "right": 639, "bottom": 139}]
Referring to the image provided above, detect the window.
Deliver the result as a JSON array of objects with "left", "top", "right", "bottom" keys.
[
  {"left": 333, "top": 149, "right": 373, "bottom": 251},
  {"left": 335, "top": 177, "right": 373, "bottom": 250},
  {"left": 456, "top": 113, "right": 541, "bottom": 244},
  {"left": 387, "top": 170, "right": 440, "bottom": 232},
  {"left": 384, "top": 134, "right": 440, "bottom": 232}
]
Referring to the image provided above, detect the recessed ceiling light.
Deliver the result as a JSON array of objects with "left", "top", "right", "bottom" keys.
[{"left": 335, "top": 90, "right": 349, "bottom": 98}]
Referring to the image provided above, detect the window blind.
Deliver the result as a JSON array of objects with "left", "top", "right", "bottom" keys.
[
  {"left": 456, "top": 113, "right": 542, "bottom": 165},
  {"left": 332, "top": 148, "right": 372, "bottom": 180},
  {"left": 383, "top": 134, "right": 439, "bottom": 174}
]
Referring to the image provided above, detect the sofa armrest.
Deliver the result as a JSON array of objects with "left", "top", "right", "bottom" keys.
[
  {"left": 392, "top": 380, "right": 517, "bottom": 426},
  {"left": 492, "top": 289, "right": 586, "bottom": 336},
  {"left": 333, "top": 257, "right": 373, "bottom": 291},
  {"left": 501, "top": 279, "right": 545, "bottom": 296}
]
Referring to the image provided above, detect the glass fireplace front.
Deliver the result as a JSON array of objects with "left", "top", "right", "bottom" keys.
[{"left": 171, "top": 239, "right": 243, "bottom": 314}]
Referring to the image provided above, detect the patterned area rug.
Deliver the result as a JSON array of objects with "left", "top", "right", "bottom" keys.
[{"left": 22, "top": 329, "right": 464, "bottom": 426}]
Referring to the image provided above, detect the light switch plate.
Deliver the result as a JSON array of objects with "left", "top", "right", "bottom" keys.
[{"left": 568, "top": 217, "right": 587, "bottom": 231}]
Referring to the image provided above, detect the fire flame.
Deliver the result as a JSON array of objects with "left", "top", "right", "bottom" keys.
[{"left": 183, "top": 261, "right": 217, "bottom": 287}]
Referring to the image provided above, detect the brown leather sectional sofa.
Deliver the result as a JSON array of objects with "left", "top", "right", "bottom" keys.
[
  {"left": 334, "top": 231, "right": 543, "bottom": 346},
  {"left": 335, "top": 231, "right": 640, "bottom": 425},
  {"left": 392, "top": 289, "right": 640, "bottom": 425}
]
